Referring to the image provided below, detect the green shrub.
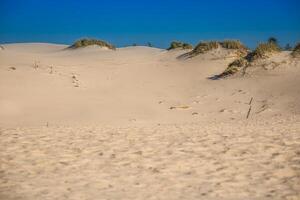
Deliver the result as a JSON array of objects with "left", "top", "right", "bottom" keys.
[
  {"left": 220, "top": 40, "right": 247, "bottom": 50},
  {"left": 69, "top": 38, "right": 116, "bottom": 50},
  {"left": 191, "top": 41, "right": 219, "bottom": 54},
  {"left": 247, "top": 42, "right": 281, "bottom": 61},
  {"left": 168, "top": 41, "right": 193, "bottom": 50},
  {"left": 291, "top": 43, "right": 300, "bottom": 57}
]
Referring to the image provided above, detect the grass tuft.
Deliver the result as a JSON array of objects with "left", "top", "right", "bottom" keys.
[
  {"left": 189, "top": 40, "right": 247, "bottom": 57},
  {"left": 246, "top": 42, "right": 281, "bottom": 62},
  {"left": 191, "top": 41, "right": 219, "bottom": 55},
  {"left": 217, "top": 58, "right": 249, "bottom": 78},
  {"left": 216, "top": 40, "right": 281, "bottom": 79},
  {"left": 220, "top": 40, "right": 247, "bottom": 50},
  {"left": 168, "top": 41, "right": 193, "bottom": 50},
  {"left": 69, "top": 38, "right": 116, "bottom": 50}
]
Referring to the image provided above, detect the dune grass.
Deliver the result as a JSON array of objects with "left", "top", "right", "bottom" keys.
[
  {"left": 220, "top": 40, "right": 247, "bottom": 50},
  {"left": 188, "top": 40, "right": 247, "bottom": 57},
  {"left": 190, "top": 41, "right": 219, "bottom": 55},
  {"left": 291, "top": 43, "right": 300, "bottom": 58},
  {"left": 167, "top": 41, "right": 193, "bottom": 50},
  {"left": 216, "top": 40, "right": 281, "bottom": 79},
  {"left": 246, "top": 42, "right": 281, "bottom": 62},
  {"left": 217, "top": 58, "right": 249, "bottom": 78},
  {"left": 69, "top": 38, "right": 116, "bottom": 50}
]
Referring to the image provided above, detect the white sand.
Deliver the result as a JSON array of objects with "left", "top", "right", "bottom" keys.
[{"left": 0, "top": 43, "right": 299, "bottom": 199}]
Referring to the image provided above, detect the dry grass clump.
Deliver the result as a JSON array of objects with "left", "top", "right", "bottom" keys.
[
  {"left": 216, "top": 58, "right": 249, "bottom": 78},
  {"left": 220, "top": 40, "right": 247, "bottom": 50},
  {"left": 247, "top": 42, "right": 281, "bottom": 62},
  {"left": 69, "top": 38, "right": 116, "bottom": 50},
  {"left": 167, "top": 41, "right": 193, "bottom": 50},
  {"left": 191, "top": 41, "right": 219, "bottom": 55},
  {"left": 188, "top": 40, "right": 247, "bottom": 57},
  {"left": 215, "top": 40, "right": 280, "bottom": 79},
  {"left": 291, "top": 43, "right": 300, "bottom": 58}
]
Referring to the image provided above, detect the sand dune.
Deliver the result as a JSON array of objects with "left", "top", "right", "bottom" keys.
[{"left": 0, "top": 43, "right": 300, "bottom": 199}]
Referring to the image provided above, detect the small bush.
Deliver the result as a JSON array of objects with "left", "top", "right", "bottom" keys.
[
  {"left": 268, "top": 37, "right": 278, "bottom": 45},
  {"left": 168, "top": 41, "right": 193, "bottom": 50},
  {"left": 247, "top": 42, "right": 281, "bottom": 61},
  {"left": 69, "top": 38, "right": 116, "bottom": 50},
  {"left": 220, "top": 40, "right": 247, "bottom": 50},
  {"left": 291, "top": 43, "right": 300, "bottom": 57},
  {"left": 192, "top": 41, "right": 219, "bottom": 54}
]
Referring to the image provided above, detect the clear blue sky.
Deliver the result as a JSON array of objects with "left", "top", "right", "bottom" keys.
[{"left": 0, "top": 0, "right": 300, "bottom": 48}]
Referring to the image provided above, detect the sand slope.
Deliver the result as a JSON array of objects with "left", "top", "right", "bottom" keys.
[{"left": 0, "top": 43, "right": 300, "bottom": 199}]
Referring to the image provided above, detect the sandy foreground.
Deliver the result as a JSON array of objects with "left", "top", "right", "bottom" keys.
[{"left": 0, "top": 43, "right": 300, "bottom": 199}]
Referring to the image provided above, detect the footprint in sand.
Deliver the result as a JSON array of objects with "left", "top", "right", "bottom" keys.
[
  {"left": 160, "top": 100, "right": 165, "bottom": 104},
  {"left": 48, "top": 66, "right": 54, "bottom": 74},
  {"left": 71, "top": 74, "right": 80, "bottom": 87},
  {"left": 33, "top": 61, "right": 40, "bottom": 69}
]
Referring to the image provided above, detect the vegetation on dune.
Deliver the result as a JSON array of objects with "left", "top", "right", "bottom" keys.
[
  {"left": 69, "top": 38, "right": 116, "bottom": 50},
  {"left": 246, "top": 41, "right": 281, "bottom": 62},
  {"left": 216, "top": 38, "right": 282, "bottom": 79},
  {"left": 188, "top": 40, "right": 247, "bottom": 57},
  {"left": 216, "top": 58, "right": 249, "bottom": 78},
  {"left": 167, "top": 41, "right": 193, "bottom": 50},
  {"left": 182, "top": 43, "right": 193, "bottom": 50},
  {"left": 219, "top": 40, "right": 247, "bottom": 50},
  {"left": 268, "top": 37, "right": 278, "bottom": 45},
  {"left": 191, "top": 41, "right": 219, "bottom": 55},
  {"left": 291, "top": 43, "right": 300, "bottom": 57}
]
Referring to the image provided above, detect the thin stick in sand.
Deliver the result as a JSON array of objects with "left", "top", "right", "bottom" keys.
[{"left": 247, "top": 97, "right": 253, "bottom": 119}]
